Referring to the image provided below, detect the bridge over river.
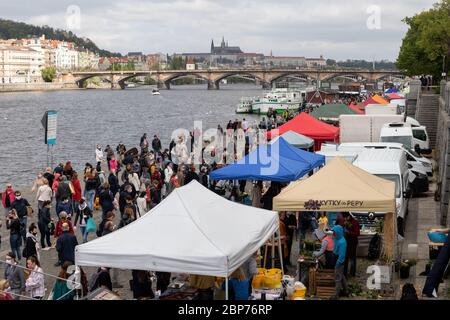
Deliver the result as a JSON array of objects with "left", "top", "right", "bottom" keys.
[{"left": 60, "top": 68, "right": 405, "bottom": 90}]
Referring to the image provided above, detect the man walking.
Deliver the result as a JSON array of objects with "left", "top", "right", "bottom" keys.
[
  {"left": 343, "top": 212, "right": 360, "bottom": 278},
  {"left": 152, "top": 135, "right": 162, "bottom": 154},
  {"left": 331, "top": 225, "right": 348, "bottom": 300},
  {"left": 11, "top": 191, "right": 31, "bottom": 243},
  {"left": 56, "top": 223, "right": 78, "bottom": 265}
]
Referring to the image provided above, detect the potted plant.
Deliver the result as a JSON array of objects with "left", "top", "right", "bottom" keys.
[{"left": 400, "top": 259, "right": 416, "bottom": 279}]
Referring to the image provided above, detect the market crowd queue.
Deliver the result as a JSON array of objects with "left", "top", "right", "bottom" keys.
[{"left": 0, "top": 120, "right": 364, "bottom": 300}]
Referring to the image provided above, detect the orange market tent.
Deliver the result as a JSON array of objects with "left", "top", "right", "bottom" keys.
[
  {"left": 372, "top": 94, "right": 389, "bottom": 105},
  {"left": 268, "top": 112, "right": 340, "bottom": 151},
  {"left": 273, "top": 157, "right": 397, "bottom": 258}
]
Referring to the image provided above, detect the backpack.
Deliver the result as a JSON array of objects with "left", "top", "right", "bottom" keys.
[
  {"left": 400, "top": 283, "right": 418, "bottom": 300},
  {"left": 368, "top": 233, "right": 382, "bottom": 260}
]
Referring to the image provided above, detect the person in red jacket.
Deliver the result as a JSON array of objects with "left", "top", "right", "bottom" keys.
[
  {"left": 2, "top": 184, "right": 15, "bottom": 217},
  {"left": 70, "top": 172, "right": 83, "bottom": 225},
  {"left": 54, "top": 211, "right": 75, "bottom": 239},
  {"left": 342, "top": 212, "right": 360, "bottom": 278}
]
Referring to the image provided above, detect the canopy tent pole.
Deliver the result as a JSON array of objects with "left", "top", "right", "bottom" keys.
[
  {"left": 225, "top": 276, "right": 229, "bottom": 300},
  {"left": 271, "top": 235, "right": 275, "bottom": 268},
  {"left": 277, "top": 227, "right": 284, "bottom": 275},
  {"left": 263, "top": 243, "right": 268, "bottom": 268}
]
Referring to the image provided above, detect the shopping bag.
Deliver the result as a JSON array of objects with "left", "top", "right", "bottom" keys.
[
  {"left": 94, "top": 196, "right": 101, "bottom": 210},
  {"left": 86, "top": 218, "right": 97, "bottom": 233}
]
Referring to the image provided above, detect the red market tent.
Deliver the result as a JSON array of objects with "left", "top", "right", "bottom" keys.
[
  {"left": 387, "top": 93, "right": 404, "bottom": 100},
  {"left": 348, "top": 104, "right": 364, "bottom": 114},
  {"left": 268, "top": 112, "right": 340, "bottom": 151}
]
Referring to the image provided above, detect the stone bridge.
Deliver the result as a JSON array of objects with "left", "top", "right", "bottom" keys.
[{"left": 60, "top": 68, "right": 405, "bottom": 90}]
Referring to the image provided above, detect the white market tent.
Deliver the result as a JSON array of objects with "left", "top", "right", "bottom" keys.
[{"left": 75, "top": 180, "right": 280, "bottom": 279}]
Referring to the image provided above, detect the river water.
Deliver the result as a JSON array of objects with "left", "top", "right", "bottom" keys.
[{"left": 0, "top": 84, "right": 266, "bottom": 187}]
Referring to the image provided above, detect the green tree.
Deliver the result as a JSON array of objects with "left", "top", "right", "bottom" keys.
[
  {"left": 107, "top": 61, "right": 135, "bottom": 71},
  {"left": 41, "top": 67, "right": 56, "bottom": 82},
  {"left": 397, "top": 0, "right": 450, "bottom": 79},
  {"left": 169, "top": 56, "right": 185, "bottom": 70}
]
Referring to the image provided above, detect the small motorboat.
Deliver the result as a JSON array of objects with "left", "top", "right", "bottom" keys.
[{"left": 152, "top": 89, "right": 160, "bottom": 95}]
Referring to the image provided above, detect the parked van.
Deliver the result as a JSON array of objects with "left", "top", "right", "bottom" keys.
[
  {"left": 380, "top": 122, "right": 430, "bottom": 153},
  {"left": 315, "top": 150, "right": 358, "bottom": 164},
  {"left": 352, "top": 149, "right": 411, "bottom": 235},
  {"left": 337, "top": 142, "right": 433, "bottom": 177}
]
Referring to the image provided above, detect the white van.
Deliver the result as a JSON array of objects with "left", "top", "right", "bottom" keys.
[
  {"left": 315, "top": 150, "right": 358, "bottom": 164},
  {"left": 338, "top": 142, "right": 433, "bottom": 177},
  {"left": 380, "top": 122, "right": 430, "bottom": 152},
  {"left": 352, "top": 149, "right": 411, "bottom": 235}
]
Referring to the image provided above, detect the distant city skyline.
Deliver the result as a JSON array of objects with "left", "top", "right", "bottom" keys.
[{"left": 0, "top": 0, "right": 435, "bottom": 60}]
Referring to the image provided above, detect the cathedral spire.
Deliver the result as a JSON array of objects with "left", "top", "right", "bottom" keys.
[{"left": 211, "top": 39, "right": 214, "bottom": 53}]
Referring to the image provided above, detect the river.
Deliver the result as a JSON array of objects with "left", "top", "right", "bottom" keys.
[{"left": 0, "top": 84, "right": 267, "bottom": 187}]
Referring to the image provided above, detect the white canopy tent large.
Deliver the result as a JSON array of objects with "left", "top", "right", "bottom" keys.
[{"left": 75, "top": 180, "right": 280, "bottom": 284}]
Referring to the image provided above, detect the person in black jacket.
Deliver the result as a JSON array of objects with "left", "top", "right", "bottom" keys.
[
  {"left": 131, "top": 270, "right": 154, "bottom": 299},
  {"left": 23, "top": 223, "right": 39, "bottom": 260},
  {"left": 56, "top": 176, "right": 72, "bottom": 205},
  {"left": 11, "top": 191, "right": 31, "bottom": 243},
  {"left": 184, "top": 165, "right": 200, "bottom": 185},
  {"left": 260, "top": 183, "right": 282, "bottom": 211},
  {"left": 78, "top": 199, "right": 93, "bottom": 243},
  {"left": 43, "top": 167, "right": 55, "bottom": 191},
  {"left": 38, "top": 200, "right": 52, "bottom": 249},
  {"left": 152, "top": 135, "right": 162, "bottom": 154},
  {"left": 119, "top": 184, "right": 135, "bottom": 215},
  {"left": 6, "top": 209, "right": 22, "bottom": 260},
  {"left": 108, "top": 170, "right": 119, "bottom": 197},
  {"left": 84, "top": 173, "right": 98, "bottom": 211},
  {"left": 56, "top": 223, "right": 78, "bottom": 265},
  {"left": 98, "top": 182, "right": 115, "bottom": 220}
]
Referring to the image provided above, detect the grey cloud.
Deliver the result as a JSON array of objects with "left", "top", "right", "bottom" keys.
[{"left": 0, "top": 0, "right": 436, "bottom": 60}]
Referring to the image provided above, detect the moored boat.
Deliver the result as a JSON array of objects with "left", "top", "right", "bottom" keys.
[{"left": 235, "top": 97, "right": 253, "bottom": 114}]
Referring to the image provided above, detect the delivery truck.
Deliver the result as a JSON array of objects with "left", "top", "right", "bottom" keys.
[
  {"left": 339, "top": 115, "right": 405, "bottom": 143},
  {"left": 365, "top": 104, "right": 400, "bottom": 115}
]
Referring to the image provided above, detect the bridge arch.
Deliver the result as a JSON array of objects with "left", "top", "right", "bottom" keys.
[
  {"left": 268, "top": 72, "right": 312, "bottom": 83},
  {"left": 321, "top": 73, "right": 368, "bottom": 82},
  {"left": 373, "top": 73, "right": 405, "bottom": 82},
  {"left": 213, "top": 72, "right": 264, "bottom": 83},
  {"left": 75, "top": 74, "right": 102, "bottom": 88}
]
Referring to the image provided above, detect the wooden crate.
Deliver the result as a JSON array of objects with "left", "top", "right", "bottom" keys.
[{"left": 315, "top": 269, "right": 335, "bottom": 299}]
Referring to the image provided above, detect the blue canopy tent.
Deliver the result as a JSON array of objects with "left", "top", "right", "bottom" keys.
[
  {"left": 385, "top": 87, "right": 399, "bottom": 94},
  {"left": 210, "top": 137, "right": 325, "bottom": 183}
]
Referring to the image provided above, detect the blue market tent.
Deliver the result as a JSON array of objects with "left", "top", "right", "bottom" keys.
[
  {"left": 385, "top": 87, "right": 399, "bottom": 94},
  {"left": 210, "top": 137, "right": 325, "bottom": 182}
]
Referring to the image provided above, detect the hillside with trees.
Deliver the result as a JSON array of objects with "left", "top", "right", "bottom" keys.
[{"left": 0, "top": 18, "right": 121, "bottom": 57}]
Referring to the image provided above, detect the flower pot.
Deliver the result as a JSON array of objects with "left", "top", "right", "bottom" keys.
[{"left": 400, "top": 265, "right": 410, "bottom": 279}]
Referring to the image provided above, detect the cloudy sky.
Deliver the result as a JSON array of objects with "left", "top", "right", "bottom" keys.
[{"left": 0, "top": 0, "right": 436, "bottom": 60}]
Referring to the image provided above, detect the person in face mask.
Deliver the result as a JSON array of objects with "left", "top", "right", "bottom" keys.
[
  {"left": 11, "top": 191, "right": 31, "bottom": 243},
  {"left": 3, "top": 252, "right": 25, "bottom": 300},
  {"left": 23, "top": 223, "right": 40, "bottom": 261}
]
